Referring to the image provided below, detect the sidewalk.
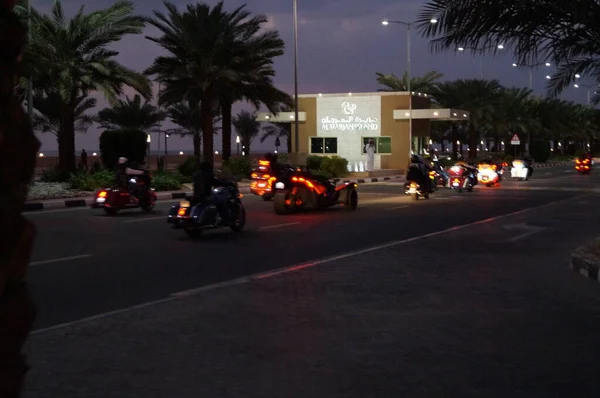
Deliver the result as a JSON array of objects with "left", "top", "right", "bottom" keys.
[
  {"left": 24, "top": 196, "right": 600, "bottom": 397},
  {"left": 23, "top": 175, "right": 404, "bottom": 211}
]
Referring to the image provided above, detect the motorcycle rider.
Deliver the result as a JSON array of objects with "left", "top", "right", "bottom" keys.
[
  {"left": 406, "top": 155, "right": 433, "bottom": 193},
  {"left": 192, "top": 160, "right": 235, "bottom": 225},
  {"left": 454, "top": 158, "right": 478, "bottom": 186},
  {"left": 115, "top": 157, "right": 150, "bottom": 197}
]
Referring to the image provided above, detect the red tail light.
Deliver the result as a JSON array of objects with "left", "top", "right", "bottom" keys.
[{"left": 177, "top": 207, "right": 187, "bottom": 217}]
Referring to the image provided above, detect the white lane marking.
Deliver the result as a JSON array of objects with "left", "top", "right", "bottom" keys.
[
  {"left": 30, "top": 193, "right": 589, "bottom": 335},
  {"left": 31, "top": 297, "right": 173, "bottom": 335},
  {"left": 30, "top": 254, "right": 92, "bottom": 266},
  {"left": 385, "top": 205, "right": 408, "bottom": 210},
  {"left": 258, "top": 222, "right": 300, "bottom": 230},
  {"left": 123, "top": 216, "right": 166, "bottom": 223}
]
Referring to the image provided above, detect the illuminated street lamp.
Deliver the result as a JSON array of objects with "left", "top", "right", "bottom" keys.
[
  {"left": 573, "top": 81, "right": 600, "bottom": 104},
  {"left": 457, "top": 44, "right": 504, "bottom": 79},
  {"left": 236, "top": 135, "right": 241, "bottom": 155},
  {"left": 512, "top": 61, "right": 551, "bottom": 89},
  {"left": 382, "top": 17, "right": 437, "bottom": 155}
]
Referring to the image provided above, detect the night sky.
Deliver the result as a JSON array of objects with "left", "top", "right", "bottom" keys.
[{"left": 34, "top": 0, "right": 586, "bottom": 153}]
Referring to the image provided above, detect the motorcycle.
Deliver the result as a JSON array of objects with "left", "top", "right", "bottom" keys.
[
  {"left": 447, "top": 165, "right": 475, "bottom": 193},
  {"left": 510, "top": 159, "right": 532, "bottom": 181},
  {"left": 431, "top": 161, "right": 449, "bottom": 187},
  {"left": 92, "top": 174, "right": 157, "bottom": 215},
  {"left": 477, "top": 163, "right": 500, "bottom": 186},
  {"left": 404, "top": 170, "right": 436, "bottom": 200},
  {"left": 575, "top": 157, "right": 592, "bottom": 174},
  {"left": 249, "top": 159, "right": 296, "bottom": 201},
  {"left": 167, "top": 184, "right": 245, "bottom": 238},
  {"left": 273, "top": 169, "right": 358, "bottom": 215}
]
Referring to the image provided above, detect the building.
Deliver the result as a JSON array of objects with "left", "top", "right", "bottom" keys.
[{"left": 257, "top": 92, "right": 469, "bottom": 174}]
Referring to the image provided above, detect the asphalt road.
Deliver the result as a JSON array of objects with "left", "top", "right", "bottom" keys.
[{"left": 26, "top": 165, "right": 596, "bottom": 330}]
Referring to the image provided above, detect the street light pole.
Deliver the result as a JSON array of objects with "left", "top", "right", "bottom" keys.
[
  {"left": 292, "top": 0, "right": 299, "bottom": 154},
  {"left": 383, "top": 18, "right": 438, "bottom": 157}
]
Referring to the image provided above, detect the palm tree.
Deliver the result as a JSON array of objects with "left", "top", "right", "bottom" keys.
[
  {"left": 32, "top": 93, "right": 96, "bottom": 139},
  {"left": 376, "top": 71, "right": 444, "bottom": 93},
  {"left": 259, "top": 104, "right": 292, "bottom": 153},
  {"left": 232, "top": 110, "right": 260, "bottom": 157},
  {"left": 415, "top": 0, "right": 600, "bottom": 97},
  {"left": 97, "top": 94, "right": 165, "bottom": 132},
  {"left": 146, "top": 1, "right": 262, "bottom": 167},
  {"left": 496, "top": 87, "right": 539, "bottom": 152},
  {"left": 167, "top": 101, "right": 221, "bottom": 161},
  {"left": 26, "top": 0, "right": 151, "bottom": 172},
  {"left": 217, "top": 9, "right": 292, "bottom": 162},
  {"left": 432, "top": 79, "right": 502, "bottom": 159}
]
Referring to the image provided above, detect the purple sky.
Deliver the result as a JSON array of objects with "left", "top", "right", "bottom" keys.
[{"left": 35, "top": 0, "right": 588, "bottom": 154}]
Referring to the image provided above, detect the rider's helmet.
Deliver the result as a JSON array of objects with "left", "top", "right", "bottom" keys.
[
  {"left": 410, "top": 154, "right": 420, "bottom": 163},
  {"left": 118, "top": 157, "right": 128, "bottom": 164}
]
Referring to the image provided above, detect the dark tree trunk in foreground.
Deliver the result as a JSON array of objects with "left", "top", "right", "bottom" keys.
[
  {"left": 201, "top": 92, "right": 214, "bottom": 167},
  {"left": 58, "top": 106, "right": 76, "bottom": 173},
  {"left": 221, "top": 101, "right": 232, "bottom": 162},
  {"left": 193, "top": 135, "right": 201, "bottom": 163},
  {"left": 0, "top": 2, "right": 39, "bottom": 396}
]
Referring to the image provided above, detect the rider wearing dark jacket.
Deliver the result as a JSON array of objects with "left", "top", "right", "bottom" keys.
[
  {"left": 406, "top": 155, "right": 433, "bottom": 192},
  {"left": 192, "top": 161, "right": 235, "bottom": 223}
]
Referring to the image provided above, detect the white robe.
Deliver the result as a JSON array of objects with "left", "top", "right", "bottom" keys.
[{"left": 365, "top": 144, "right": 375, "bottom": 171}]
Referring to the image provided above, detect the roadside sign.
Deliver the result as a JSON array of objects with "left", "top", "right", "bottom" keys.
[{"left": 510, "top": 134, "right": 520, "bottom": 145}]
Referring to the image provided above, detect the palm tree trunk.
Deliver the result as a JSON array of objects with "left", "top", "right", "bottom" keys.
[
  {"left": 193, "top": 134, "right": 201, "bottom": 163},
  {"left": 243, "top": 139, "right": 251, "bottom": 158},
  {"left": 451, "top": 124, "right": 459, "bottom": 159},
  {"left": 221, "top": 101, "right": 232, "bottom": 162},
  {"left": 468, "top": 123, "right": 478, "bottom": 160},
  {"left": 201, "top": 94, "right": 214, "bottom": 167},
  {"left": 58, "top": 106, "right": 76, "bottom": 173}
]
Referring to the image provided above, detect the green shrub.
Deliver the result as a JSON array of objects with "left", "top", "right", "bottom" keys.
[
  {"left": 40, "top": 166, "right": 70, "bottom": 182},
  {"left": 224, "top": 156, "right": 252, "bottom": 179},
  {"left": 152, "top": 172, "right": 182, "bottom": 191},
  {"left": 90, "top": 160, "right": 103, "bottom": 173},
  {"left": 68, "top": 169, "right": 114, "bottom": 191},
  {"left": 99, "top": 128, "right": 147, "bottom": 169},
  {"left": 277, "top": 153, "right": 289, "bottom": 162},
  {"left": 320, "top": 155, "right": 348, "bottom": 178},
  {"left": 176, "top": 156, "right": 201, "bottom": 177},
  {"left": 312, "top": 170, "right": 333, "bottom": 179},
  {"left": 306, "top": 155, "right": 324, "bottom": 171}
]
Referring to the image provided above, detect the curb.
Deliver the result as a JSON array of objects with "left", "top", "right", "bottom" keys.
[
  {"left": 23, "top": 188, "right": 250, "bottom": 212},
  {"left": 533, "top": 161, "right": 573, "bottom": 168},
  {"left": 346, "top": 175, "right": 403, "bottom": 184},
  {"left": 23, "top": 176, "right": 404, "bottom": 212}
]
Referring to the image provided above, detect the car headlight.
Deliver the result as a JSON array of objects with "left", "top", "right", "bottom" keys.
[{"left": 275, "top": 182, "right": 285, "bottom": 189}]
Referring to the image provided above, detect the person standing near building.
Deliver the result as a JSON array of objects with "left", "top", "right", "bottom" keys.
[
  {"left": 0, "top": 1, "right": 39, "bottom": 396},
  {"left": 80, "top": 149, "right": 88, "bottom": 171},
  {"left": 365, "top": 138, "right": 375, "bottom": 171}
]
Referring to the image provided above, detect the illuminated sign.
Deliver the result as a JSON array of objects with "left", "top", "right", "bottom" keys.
[{"left": 321, "top": 101, "right": 379, "bottom": 131}]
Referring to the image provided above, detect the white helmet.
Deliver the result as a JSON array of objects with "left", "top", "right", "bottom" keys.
[{"left": 118, "top": 157, "right": 128, "bottom": 164}]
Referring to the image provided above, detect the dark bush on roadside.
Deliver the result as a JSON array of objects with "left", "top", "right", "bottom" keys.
[
  {"left": 223, "top": 156, "right": 252, "bottom": 180},
  {"left": 68, "top": 169, "right": 114, "bottom": 191},
  {"left": 40, "top": 166, "right": 71, "bottom": 183},
  {"left": 176, "top": 156, "right": 201, "bottom": 177},
  {"left": 152, "top": 172, "right": 182, "bottom": 191},
  {"left": 306, "top": 155, "right": 324, "bottom": 171},
  {"left": 320, "top": 156, "right": 348, "bottom": 178}
]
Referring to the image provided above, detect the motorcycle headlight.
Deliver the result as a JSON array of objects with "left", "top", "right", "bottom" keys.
[{"left": 275, "top": 182, "right": 285, "bottom": 189}]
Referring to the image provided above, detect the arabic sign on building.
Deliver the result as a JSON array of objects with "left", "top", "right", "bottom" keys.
[{"left": 317, "top": 96, "right": 381, "bottom": 132}]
